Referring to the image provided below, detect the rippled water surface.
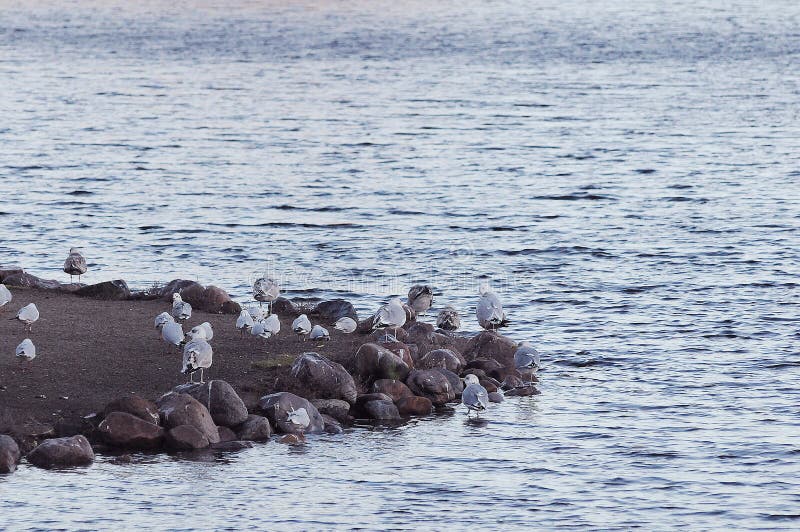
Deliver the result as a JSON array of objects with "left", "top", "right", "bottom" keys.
[{"left": 1, "top": 0, "right": 799, "bottom": 528}]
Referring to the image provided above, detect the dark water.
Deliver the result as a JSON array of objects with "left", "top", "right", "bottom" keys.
[{"left": 1, "top": 0, "right": 799, "bottom": 528}]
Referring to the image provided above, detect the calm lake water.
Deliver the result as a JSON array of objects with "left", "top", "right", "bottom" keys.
[{"left": 1, "top": 0, "right": 799, "bottom": 528}]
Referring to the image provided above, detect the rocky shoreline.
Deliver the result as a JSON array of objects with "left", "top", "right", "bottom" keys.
[{"left": 0, "top": 268, "right": 537, "bottom": 473}]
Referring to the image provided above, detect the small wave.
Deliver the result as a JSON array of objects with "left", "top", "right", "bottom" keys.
[
  {"left": 66, "top": 190, "right": 93, "bottom": 196},
  {"left": 533, "top": 192, "right": 616, "bottom": 201}
]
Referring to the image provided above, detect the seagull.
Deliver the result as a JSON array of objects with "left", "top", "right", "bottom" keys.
[
  {"left": 436, "top": 306, "right": 461, "bottom": 331},
  {"left": 514, "top": 342, "right": 540, "bottom": 385},
  {"left": 15, "top": 338, "right": 36, "bottom": 361},
  {"left": 253, "top": 277, "right": 280, "bottom": 314},
  {"left": 12, "top": 303, "right": 39, "bottom": 332},
  {"left": 154, "top": 312, "right": 174, "bottom": 332},
  {"left": 262, "top": 314, "right": 280, "bottom": 337},
  {"left": 63, "top": 247, "right": 88, "bottom": 283},
  {"left": 236, "top": 309, "right": 255, "bottom": 335},
  {"left": 476, "top": 282, "right": 509, "bottom": 331},
  {"left": 372, "top": 298, "right": 406, "bottom": 337},
  {"left": 309, "top": 324, "right": 330, "bottom": 341},
  {"left": 462, "top": 374, "right": 489, "bottom": 417},
  {"left": 248, "top": 306, "right": 266, "bottom": 322},
  {"left": 334, "top": 316, "right": 357, "bottom": 333},
  {"left": 251, "top": 320, "right": 270, "bottom": 339},
  {"left": 0, "top": 284, "right": 12, "bottom": 310},
  {"left": 171, "top": 293, "right": 192, "bottom": 321},
  {"left": 292, "top": 314, "right": 312, "bottom": 340},
  {"left": 407, "top": 284, "right": 434, "bottom": 315},
  {"left": 182, "top": 338, "right": 213, "bottom": 383},
  {"left": 188, "top": 322, "right": 214, "bottom": 341},
  {"left": 161, "top": 321, "right": 184, "bottom": 350},
  {"left": 286, "top": 407, "right": 311, "bottom": 433}
]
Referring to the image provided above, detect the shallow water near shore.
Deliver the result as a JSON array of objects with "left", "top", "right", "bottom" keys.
[{"left": 1, "top": 0, "right": 800, "bottom": 528}]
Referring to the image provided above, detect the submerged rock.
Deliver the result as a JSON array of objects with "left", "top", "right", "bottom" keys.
[
  {"left": 0, "top": 435, "right": 21, "bottom": 474},
  {"left": 505, "top": 386, "right": 541, "bottom": 397},
  {"left": 363, "top": 399, "right": 401, "bottom": 421},
  {"left": 26, "top": 435, "right": 94, "bottom": 469},
  {"left": 176, "top": 380, "right": 249, "bottom": 428},
  {"left": 257, "top": 392, "right": 325, "bottom": 435},
  {"left": 290, "top": 352, "right": 358, "bottom": 404},
  {"left": 488, "top": 392, "right": 504, "bottom": 403},
  {"left": 98, "top": 412, "right": 164, "bottom": 450}
]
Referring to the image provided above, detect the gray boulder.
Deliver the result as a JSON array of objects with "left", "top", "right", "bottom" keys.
[
  {"left": 235, "top": 415, "right": 273, "bottom": 441},
  {"left": 157, "top": 393, "right": 220, "bottom": 444},
  {"left": 290, "top": 353, "right": 358, "bottom": 404},
  {"left": 363, "top": 400, "right": 401, "bottom": 421},
  {"left": 75, "top": 280, "right": 130, "bottom": 300},
  {"left": 0, "top": 435, "right": 21, "bottom": 474},
  {"left": 312, "top": 299, "right": 358, "bottom": 323},
  {"left": 26, "top": 435, "right": 94, "bottom": 469},
  {"left": 104, "top": 395, "right": 160, "bottom": 425},
  {"left": 418, "top": 349, "right": 466, "bottom": 374},
  {"left": 405, "top": 369, "right": 456, "bottom": 406},
  {"left": 488, "top": 392, "right": 504, "bottom": 403},
  {"left": 175, "top": 381, "right": 249, "bottom": 428},
  {"left": 257, "top": 392, "right": 325, "bottom": 435},
  {"left": 463, "top": 331, "right": 517, "bottom": 368},
  {"left": 354, "top": 343, "right": 411, "bottom": 382},
  {"left": 98, "top": 412, "right": 164, "bottom": 450},
  {"left": 310, "top": 399, "right": 351, "bottom": 424},
  {"left": 166, "top": 425, "right": 210, "bottom": 450}
]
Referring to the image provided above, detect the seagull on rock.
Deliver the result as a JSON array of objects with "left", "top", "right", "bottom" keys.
[
  {"left": 236, "top": 309, "right": 255, "bottom": 335},
  {"left": 292, "top": 314, "right": 312, "bottom": 340},
  {"left": 436, "top": 306, "right": 461, "bottom": 331},
  {"left": 372, "top": 298, "right": 406, "bottom": 337},
  {"left": 182, "top": 338, "right": 213, "bottom": 383},
  {"left": 15, "top": 338, "right": 36, "bottom": 361},
  {"left": 63, "top": 247, "right": 88, "bottom": 283},
  {"left": 286, "top": 407, "right": 311, "bottom": 433},
  {"left": 514, "top": 342, "right": 540, "bottom": 385},
  {"left": 171, "top": 293, "right": 192, "bottom": 321},
  {"left": 0, "top": 284, "right": 12, "bottom": 310},
  {"left": 309, "top": 324, "right": 330, "bottom": 341},
  {"left": 12, "top": 303, "right": 39, "bottom": 332},
  {"left": 407, "top": 285, "right": 433, "bottom": 315},
  {"left": 476, "top": 282, "right": 509, "bottom": 331},
  {"left": 462, "top": 374, "right": 489, "bottom": 417},
  {"left": 334, "top": 316, "right": 357, "bottom": 333}
]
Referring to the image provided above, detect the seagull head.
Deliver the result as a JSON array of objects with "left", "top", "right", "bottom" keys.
[
  {"left": 478, "top": 281, "right": 491, "bottom": 296},
  {"left": 463, "top": 374, "right": 480, "bottom": 386},
  {"left": 173, "top": 292, "right": 183, "bottom": 303}
]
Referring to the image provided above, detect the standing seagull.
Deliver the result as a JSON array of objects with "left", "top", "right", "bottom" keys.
[
  {"left": 286, "top": 407, "right": 311, "bottom": 433},
  {"left": 407, "top": 285, "right": 433, "bottom": 315},
  {"left": 182, "top": 338, "right": 213, "bottom": 383},
  {"left": 171, "top": 293, "right": 192, "bottom": 321},
  {"left": 253, "top": 277, "right": 280, "bottom": 314},
  {"left": 309, "top": 324, "right": 330, "bottom": 341},
  {"left": 292, "top": 314, "right": 312, "bottom": 341},
  {"left": 476, "top": 282, "right": 509, "bottom": 331},
  {"left": 188, "top": 322, "right": 214, "bottom": 341},
  {"left": 63, "top": 247, "right": 88, "bottom": 283},
  {"left": 462, "top": 374, "right": 489, "bottom": 417},
  {"left": 514, "top": 342, "right": 540, "bottom": 385},
  {"left": 15, "top": 338, "right": 36, "bottom": 361},
  {"left": 154, "top": 312, "right": 174, "bottom": 332},
  {"left": 334, "top": 316, "right": 357, "bottom": 333},
  {"left": 0, "top": 284, "right": 12, "bottom": 310},
  {"left": 161, "top": 321, "right": 184, "bottom": 350},
  {"left": 12, "top": 303, "right": 39, "bottom": 332},
  {"left": 436, "top": 306, "right": 461, "bottom": 331},
  {"left": 236, "top": 309, "right": 255, "bottom": 335},
  {"left": 372, "top": 298, "right": 406, "bottom": 337}
]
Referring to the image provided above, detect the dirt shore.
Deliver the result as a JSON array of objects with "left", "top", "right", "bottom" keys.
[{"left": 0, "top": 287, "right": 366, "bottom": 431}]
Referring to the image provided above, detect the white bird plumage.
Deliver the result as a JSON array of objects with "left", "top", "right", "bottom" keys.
[
  {"left": 334, "top": 316, "right": 357, "bottom": 333},
  {"left": 514, "top": 342, "right": 540, "bottom": 385},
  {"left": 252, "top": 277, "right": 280, "bottom": 313},
  {"left": 292, "top": 314, "right": 312, "bottom": 340},
  {"left": 462, "top": 374, "right": 489, "bottom": 417},
  {"left": 161, "top": 321, "right": 184, "bottom": 348},
  {"left": 236, "top": 309, "right": 255, "bottom": 335},
  {"left": 0, "top": 284, "right": 12, "bottom": 309},
  {"left": 286, "top": 407, "right": 311, "bottom": 431},
  {"left": 309, "top": 324, "right": 330, "bottom": 341},
  {"left": 154, "top": 312, "right": 174, "bottom": 332},
  {"left": 188, "top": 322, "right": 214, "bottom": 341},
  {"left": 171, "top": 293, "right": 192, "bottom": 321},
  {"left": 15, "top": 338, "right": 36, "bottom": 361},
  {"left": 182, "top": 338, "right": 213, "bottom": 383},
  {"left": 14, "top": 303, "right": 40, "bottom": 332},
  {"left": 476, "top": 282, "right": 509, "bottom": 330},
  {"left": 372, "top": 298, "right": 406, "bottom": 333}
]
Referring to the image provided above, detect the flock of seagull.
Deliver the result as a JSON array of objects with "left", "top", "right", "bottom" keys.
[{"left": 2, "top": 248, "right": 541, "bottom": 417}]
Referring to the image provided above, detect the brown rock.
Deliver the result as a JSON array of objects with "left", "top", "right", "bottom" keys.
[
  {"left": 370, "top": 327, "right": 409, "bottom": 344},
  {"left": 26, "top": 435, "right": 94, "bottom": 469},
  {"left": 98, "top": 412, "right": 164, "bottom": 450},
  {"left": 176, "top": 380, "right": 249, "bottom": 428},
  {"left": 418, "top": 349, "right": 466, "bottom": 374},
  {"left": 505, "top": 385, "right": 540, "bottom": 397},
  {"left": 500, "top": 375, "right": 525, "bottom": 390},
  {"left": 435, "top": 368, "right": 464, "bottom": 398},
  {"left": 159, "top": 279, "right": 203, "bottom": 300},
  {"left": 311, "top": 299, "right": 358, "bottom": 323},
  {"left": 104, "top": 395, "right": 160, "bottom": 425},
  {"left": 321, "top": 414, "right": 343, "bottom": 434},
  {"left": 396, "top": 396, "right": 434, "bottom": 416},
  {"left": 235, "top": 415, "right": 273, "bottom": 441},
  {"left": 463, "top": 331, "right": 517, "bottom": 368},
  {"left": 354, "top": 343, "right": 411, "bottom": 382},
  {"left": 217, "top": 426, "right": 237, "bottom": 442},
  {"left": 375, "top": 338, "right": 415, "bottom": 368},
  {"left": 157, "top": 393, "right": 220, "bottom": 444},
  {"left": 402, "top": 304, "right": 417, "bottom": 323},
  {"left": 279, "top": 434, "right": 305, "bottom": 444},
  {"left": 75, "top": 280, "right": 131, "bottom": 300},
  {"left": 405, "top": 369, "right": 456, "bottom": 406},
  {"left": 2, "top": 272, "right": 61, "bottom": 290},
  {"left": 199, "top": 285, "right": 237, "bottom": 314},
  {"left": 290, "top": 352, "right": 358, "bottom": 404},
  {"left": 0, "top": 266, "right": 24, "bottom": 282},
  {"left": 310, "top": 399, "right": 351, "bottom": 424},
  {"left": 271, "top": 297, "right": 300, "bottom": 317},
  {"left": 166, "top": 425, "right": 210, "bottom": 450},
  {"left": 212, "top": 440, "right": 255, "bottom": 451},
  {"left": 0, "top": 435, "right": 21, "bottom": 474},
  {"left": 372, "top": 379, "right": 414, "bottom": 403}
]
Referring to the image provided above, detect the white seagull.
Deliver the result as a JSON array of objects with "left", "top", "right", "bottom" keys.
[
  {"left": 286, "top": 407, "right": 311, "bottom": 433},
  {"left": 407, "top": 284, "right": 433, "bottom": 315},
  {"left": 15, "top": 338, "right": 36, "bottom": 361},
  {"left": 0, "top": 283, "right": 12, "bottom": 310},
  {"left": 248, "top": 306, "right": 266, "bottom": 322},
  {"left": 154, "top": 312, "right": 174, "bottom": 332},
  {"left": 236, "top": 309, "right": 255, "bottom": 335},
  {"left": 334, "top": 316, "right": 357, "bottom": 333},
  {"left": 63, "top": 247, "right": 88, "bottom": 283},
  {"left": 309, "top": 324, "right": 330, "bottom": 341},
  {"left": 188, "top": 322, "right": 214, "bottom": 341},
  {"left": 436, "top": 306, "right": 461, "bottom": 331},
  {"left": 13, "top": 303, "right": 40, "bottom": 332},
  {"left": 372, "top": 298, "right": 406, "bottom": 336},
  {"left": 252, "top": 277, "right": 280, "bottom": 314},
  {"left": 182, "top": 338, "right": 213, "bottom": 383},
  {"left": 514, "top": 342, "right": 540, "bottom": 385},
  {"left": 262, "top": 314, "right": 281, "bottom": 337},
  {"left": 476, "top": 282, "right": 509, "bottom": 331},
  {"left": 161, "top": 321, "right": 184, "bottom": 349},
  {"left": 462, "top": 374, "right": 489, "bottom": 417},
  {"left": 292, "top": 314, "right": 312, "bottom": 340},
  {"left": 171, "top": 293, "right": 192, "bottom": 321}
]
